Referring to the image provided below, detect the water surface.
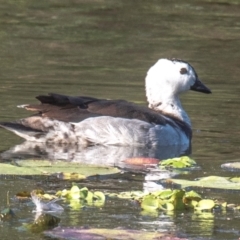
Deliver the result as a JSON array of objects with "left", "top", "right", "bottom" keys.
[{"left": 0, "top": 0, "right": 240, "bottom": 239}]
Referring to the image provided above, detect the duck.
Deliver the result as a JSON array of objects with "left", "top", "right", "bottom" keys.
[{"left": 0, "top": 58, "right": 211, "bottom": 147}]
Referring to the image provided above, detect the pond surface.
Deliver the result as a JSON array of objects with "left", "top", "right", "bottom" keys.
[{"left": 0, "top": 0, "right": 240, "bottom": 239}]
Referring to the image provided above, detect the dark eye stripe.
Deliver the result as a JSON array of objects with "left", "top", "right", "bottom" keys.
[{"left": 180, "top": 68, "right": 187, "bottom": 74}]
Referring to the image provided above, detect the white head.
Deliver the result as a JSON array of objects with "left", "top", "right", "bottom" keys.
[{"left": 145, "top": 58, "right": 211, "bottom": 125}]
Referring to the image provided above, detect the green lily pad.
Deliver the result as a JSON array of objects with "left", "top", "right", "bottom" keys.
[
  {"left": 44, "top": 227, "right": 187, "bottom": 240},
  {"left": 93, "top": 191, "right": 105, "bottom": 202},
  {"left": 113, "top": 189, "right": 210, "bottom": 213},
  {"left": 183, "top": 190, "right": 202, "bottom": 207},
  {"left": 159, "top": 202, "right": 174, "bottom": 211},
  {"left": 184, "top": 190, "right": 202, "bottom": 200},
  {"left": 112, "top": 191, "right": 145, "bottom": 199},
  {"left": 0, "top": 160, "right": 120, "bottom": 178},
  {"left": 56, "top": 185, "right": 106, "bottom": 209},
  {"left": 166, "top": 176, "right": 240, "bottom": 190},
  {"left": 160, "top": 156, "right": 197, "bottom": 169},
  {"left": 152, "top": 189, "right": 174, "bottom": 199},
  {"left": 141, "top": 195, "right": 159, "bottom": 212},
  {"left": 92, "top": 191, "right": 105, "bottom": 207},
  {"left": 68, "top": 199, "right": 83, "bottom": 210},
  {"left": 170, "top": 190, "right": 186, "bottom": 210},
  {"left": 196, "top": 199, "right": 215, "bottom": 211},
  {"left": 69, "top": 185, "right": 81, "bottom": 199}
]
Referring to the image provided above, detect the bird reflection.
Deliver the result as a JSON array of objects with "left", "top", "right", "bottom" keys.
[{"left": 1, "top": 141, "right": 190, "bottom": 169}]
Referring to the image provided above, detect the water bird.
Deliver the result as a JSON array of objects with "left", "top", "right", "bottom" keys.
[{"left": 0, "top": 58, "right": 211, "bottom": 147}]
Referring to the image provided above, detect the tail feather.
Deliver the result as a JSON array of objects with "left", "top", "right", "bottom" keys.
[{"left": 0, "top": 121, "right": 45, "bottom": 141}]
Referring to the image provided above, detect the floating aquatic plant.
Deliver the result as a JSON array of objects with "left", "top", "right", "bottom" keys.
[
  {"left": 159, "top": 156, "right": 197, "bottom": 169},
  {"left": 56, "top": 184, "right": 106, "bottom": 209},
  {"left": 165, "top": 175, "right": 240, "bottom": 190},
  {"left": 0, "top": 160, "right": 120, "bottom": 179},
  {"left": 107, "top": 188, "right": 229, "bottom": 214}
]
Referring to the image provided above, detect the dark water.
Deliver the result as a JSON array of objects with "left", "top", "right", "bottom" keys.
[{"left": 0, "top": 0, "right": 240, "bottom": 239}]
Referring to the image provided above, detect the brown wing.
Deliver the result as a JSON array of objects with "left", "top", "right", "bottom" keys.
[
  {"left": 24, "top": 93, "right": 169, "bottom": 125},
  {"left": 0, "top": 93, "right": 191, "bottom": 141},
  {"left": 22, "top": 93, "right": 191, "bottom": 139}
]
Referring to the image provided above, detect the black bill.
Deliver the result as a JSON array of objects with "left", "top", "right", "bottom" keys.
[{"left": 190, "top": 78, "right": 211, "bottom": 94}]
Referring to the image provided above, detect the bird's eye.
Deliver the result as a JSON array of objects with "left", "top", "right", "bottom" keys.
[{"left": 180, "top": 68, "right": 188, "bottom": 74}]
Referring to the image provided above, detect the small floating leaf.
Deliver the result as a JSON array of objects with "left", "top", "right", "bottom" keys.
[
  {"left": 44, "top": 227, "right": 187, "bottom": 240},
  {"left": 166, "top": 176, "right": 240, "bottom": 190},
  {"left": 183, "top": 190, "right": 202, "bottom": 205},
  {"left": 42, "top": 194, "right": 56, "bottom": 201},
  {"left": 170, "top": 190, "right": 185, "bottom": 210},
  {"left": 160, "top": 156, "right": 197, "bottom": 169},
  {"left": 221, "top": 202, "right": 227, "bottom": 208},
  {"left": 141, "top": 195, "right": 159, "bottom": 211},
  {"left": 57, "top": 172, "right": 86, "bottom": 180},
  {"left": 85, "top": 190, "right": 94, "bottom": 203},
  {"left": 55, "top": 185, "right": 105, "bottom": 209},
  {"left": 69, "top": 185, "right": 81, "bottom": 199},
  {"left": 93, "top": 191, "right": 105, "bottom": 207},
  {"left": 189, "top": 200, "right": 199, "bottom": 208},
  {"left": 115, "top": 191, "right": 145, "bottom": 199},
  {"left": 0, "top": 160, "right": 120, "bottom": 178},
  {"left": 93, "top": 191, "right": 105, "bottom": 202},
  {"left": 69, "top": 199, "right": 83, "bottom": 210},
  {"left": 79, "top": 187, "right": 89, "bottom": 199},
  {"left": 56, "top": 189, "right": 69, "bottom": 198},
  {"left": 106, "top": 193, "right": 118, "bottom": 198},
  {"left": 160, "top": 202, "right": 174, "bottom": 211},
  {"left": 154, "top": 189, "right": 174, "bottom": 199},
  {"left": 229, "top": 177, "right": 240, "bottom": 183},
  {"left": 196, "top": 199, "right": 215, "bottom": 210},
  {"left": 184, "top": 190, "right": 202, "bottom": 200}
]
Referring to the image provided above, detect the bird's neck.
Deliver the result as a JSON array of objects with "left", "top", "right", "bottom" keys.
[{"left": 146, "top": 89, "right": 191, "bottom": 127}]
